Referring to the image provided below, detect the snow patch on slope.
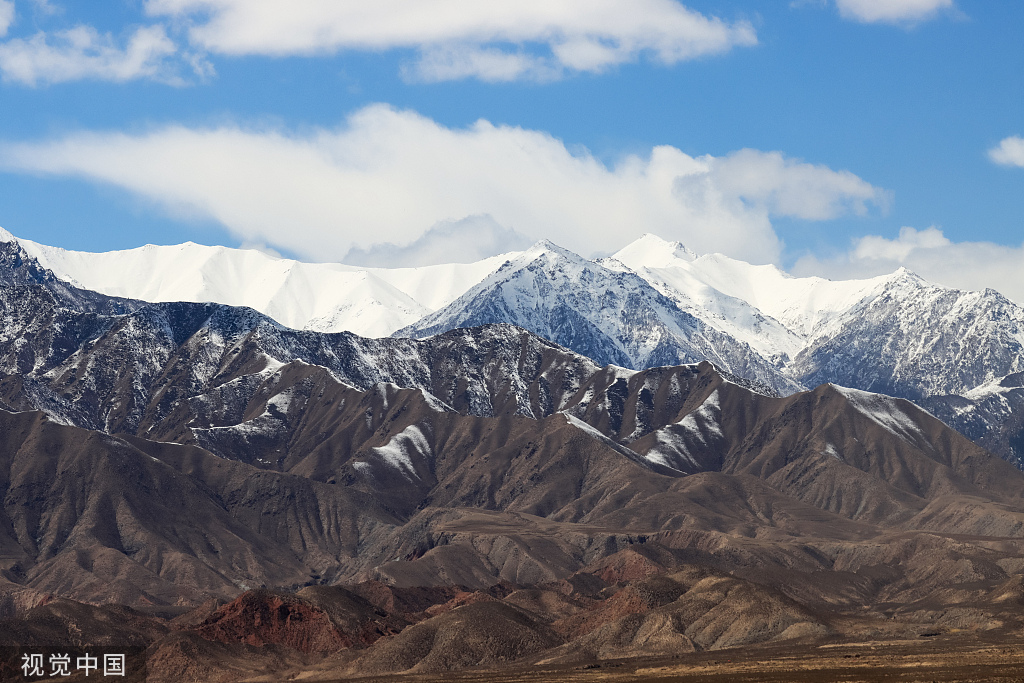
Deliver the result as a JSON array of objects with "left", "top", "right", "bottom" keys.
[
  {"left": 419, "top": 388, "right": 455, "bottom": 413},
  {"left": 564, "top": 412, "right": 611, "bottom": 442},
  {"left": 832, "top": 385, "right": 924, "bottom": 444},
  {"left": 643, "top": 390, "right": 723, "bottom": 473},
  {"left": 266, "top": 389, "right": 296, "bottom": 414},
  {"left": 563, "top": 413, "right": 650, "bottom": 466},
  {"left": 644, "top": 435, "right": 696, "bottom": 472},
  {"left": 370, "top": 424, "right": 432, "bottom": 480},
  {"left": 677, "top": 389, "right": 722, "bottom": 443}
]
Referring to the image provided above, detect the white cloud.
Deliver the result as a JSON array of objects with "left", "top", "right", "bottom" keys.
[
  {"left": 343, "top": 215, "right": 534, "bottom": 268},
  {"left": 0, "top": 1, "right": 14, "bottom": 38},
  {"left": 853, "top": 225, "right": 950, "bottom": 260},
  {"left": 28, "top": 0, "right": 58, "bottom": 16},
  {"left": 690, "top": 148, "right": 889, "bottom": 221},
  {"left": 404, "top": 45, "right": 556, "bottom": 84},
  {"left": 144, "top": 0, "right": 757, "bottom": 82},
  {"left": 0, "top": 24, "right": 178, "bottom": 86},
  {"left": 989, "top": 136, "right": 1024, "bottom": 168},
  {"left": 793, "top": 226, "right": 1024, "bottom": 304},
  {"left": 0, "top": 104, "right": 887, "bottom": 264},
  {"left": 835, "top": 0, "right": 954, "bottom": 24}
]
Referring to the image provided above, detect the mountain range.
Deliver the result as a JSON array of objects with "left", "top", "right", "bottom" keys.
[
  {"left": 7, "top": 227, "right": 1024, "bottom": 466},
  {"left": 3, "top": 228, "right": 1024, "bottom": 678}
]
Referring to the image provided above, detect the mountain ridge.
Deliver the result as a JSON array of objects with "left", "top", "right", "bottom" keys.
[{"left": 4, "top": 227, "right": 1024, "bottom": 465}]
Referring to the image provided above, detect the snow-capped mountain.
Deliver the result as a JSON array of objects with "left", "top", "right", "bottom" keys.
[
  {"left": 611, "top": 234, "right": 889, "bottom": 352},
  {"left": 613, "top": 234, "right": 1024, "bottom": 399},
  {"left": 7, "top": 227, "right": 512, "bottom": 338},
  {"left": 790, "top": 271, "right": 1024, "bottom": 399},
  {"left": 0, "top": 238, "right": 769, "bottom": 445},
  {"left": 396, "top": 240, "right": 800, "bottom": 395}
]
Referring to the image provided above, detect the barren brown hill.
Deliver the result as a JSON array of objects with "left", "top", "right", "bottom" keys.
[
  {"left": 542, "top": 566, "right": 827, "bottom": 664},
  {"left": 336, "top": 599, "right": 565, "bottom": 675},
  {"left": 3, "top": 346, "right": 1024, "bottom": 610},
  {"left": 0, "top": 598, "right": 167, "bottom": 648}
]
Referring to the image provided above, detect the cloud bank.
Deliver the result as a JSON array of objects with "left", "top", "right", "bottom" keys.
[
  {"left": 343, "top": 215, "right": 533, "bottom": 268},
  {"left": 144, "top": 0, "right": 757, "bottom": 82},
  {"left": 0, "top": 24, "right": 179, "bottom": 85},
  {"left": 989, "top": 136, "right": 1024, "bottom": 168},
  {"left": 835, "top": 0, "right": 954, "bottom": 24},
  {"left": 794, "top": 226, "right": 1024, "bottom": 304},
  {"left": 0, "top": 104, "right": 888, "bottom": 264},
  {"left": 0, "top": 1, "right": 13, "bottom": 38}
]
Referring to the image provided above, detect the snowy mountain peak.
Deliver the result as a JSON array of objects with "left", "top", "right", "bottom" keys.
[
  {"left": 888, "top": 266, "right": 925, "bottom": 283},
  {"left": 487, "top": 239, "right": 599, "bottom": 282},
  {"left": 614, "top": 233, "right": 696, "bottom": 268},
  {"left": 870, "top": 267, "right": 937, "bottom": 298},
  {"left": 519, "top": 238, "right": 581, "bottom": 261}
]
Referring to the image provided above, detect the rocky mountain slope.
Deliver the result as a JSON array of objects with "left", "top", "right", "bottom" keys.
[{"left": 920, "top": 372, "right": 1024, "bottom": 469}]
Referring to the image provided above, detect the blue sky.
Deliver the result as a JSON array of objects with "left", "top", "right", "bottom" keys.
[{"left": 0, "top": 1, "right": 1021, "bottom": 297}]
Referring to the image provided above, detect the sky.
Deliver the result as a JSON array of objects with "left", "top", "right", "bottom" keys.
[{"left": 0, "top": 1, "right": 1021, "bottom": 299}]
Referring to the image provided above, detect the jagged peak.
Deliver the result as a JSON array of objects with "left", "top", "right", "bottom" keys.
[
  {"left": 0, "top": 226, "right": 17, "bottom": 244},
  {"left": 491, "top": 239, "right": 592, "bottom": 276},
  {"left": 520, "top": 238, "right": 582, "bottom": 260},
  {"left": 880, "top": 266, "right": 932, "bottom": 290},
  {"left": 891, "top": 265, "right": 921, "bottom": 280}
]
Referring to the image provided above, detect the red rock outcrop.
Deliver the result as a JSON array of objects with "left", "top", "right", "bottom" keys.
[{"left": 188, "top": 590, "right": 348, "bottom": 654}]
